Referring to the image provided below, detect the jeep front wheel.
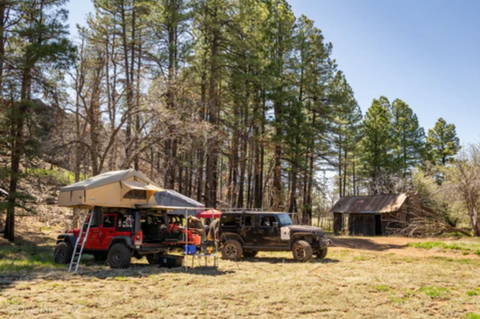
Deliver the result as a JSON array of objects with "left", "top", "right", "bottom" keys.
[
  {"left": 292, "top": 240, "right": 313, "bottom": 262},
  {"left": 221, "top": 239, "right": 243, "bottom": 260},
  {"left": 316, "top": 247, "right": 328, "bottom": 259},
  {"left": 108, "top": 243, "right": 131, "bottom": 269},
  {"left": 54, "top": 241, "right": 72, "bottom": 264}
]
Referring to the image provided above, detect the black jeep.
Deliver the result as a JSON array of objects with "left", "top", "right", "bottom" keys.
[{"left": 218, "top": 211, "right": 331, "bottom": 262}]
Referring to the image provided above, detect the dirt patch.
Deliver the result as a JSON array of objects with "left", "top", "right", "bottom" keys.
[{"left": 332, "top": 236, "right": 480, "bottom": 259}]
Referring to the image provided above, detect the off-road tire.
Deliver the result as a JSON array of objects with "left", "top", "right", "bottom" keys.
[
  {"left": 93, "top": 253, "right": 108, "bottom": 263},
  {"left": 243, "top": 250, "right": 258, "bottom": 258},
  {"left": 54, "top": 241, "right": 72, "bottom": 264},
  {"left": 108, "top": 243, "right": 131, "bottom": 269},
  {"left": 316, "top": 247, "right": 328, "bottom": 259},
  {"left": 292, "top": 240, "right": 313, "bottom": 262},
  {"left": 221, "top": 239, "right": 243, "bottom": 260},
  {"left": 147, "top": 253, "right": 163, "bottom": 265}
]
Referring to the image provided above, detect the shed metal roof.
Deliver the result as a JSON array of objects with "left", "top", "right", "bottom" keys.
[{"left": 330, "top": 193, "right": 407, "bottom": 214}]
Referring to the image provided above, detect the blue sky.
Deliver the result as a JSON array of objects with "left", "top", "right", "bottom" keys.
[
  {"left": 289, "top": 0, "right": 480, "bottom": 145},
  {"left": 65, "top": 0, "right": 480, "bottom": 144}
]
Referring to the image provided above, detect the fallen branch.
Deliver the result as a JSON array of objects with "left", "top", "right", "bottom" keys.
[{"left": 384, "top": 205, "right": 471, "bottom": 238}]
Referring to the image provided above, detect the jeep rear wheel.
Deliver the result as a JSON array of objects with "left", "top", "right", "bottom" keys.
[
  {"left": 221, "top": 239, "right": 243, "bottom": 260},
  {"left": 243, "top": 250, "right": 258, "bottom": 258},
  {"left": 316, "top": 247, "right": 328, "bottom": 259},
  {"left": 292, "top": 240, "right": 313, "bottom": 262},
  {"left": 54, "top": 241, "right": 72, "bottom": 264},
  {"left": 108, "top": 243, "right": 131, "bottom": 269}
]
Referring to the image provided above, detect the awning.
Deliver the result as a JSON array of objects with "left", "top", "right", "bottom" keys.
[
  {"left": 154, "top": 189, "right": 205, "bottom": 216},
  {"left": 122, "top": 180, "right": 162, "bottom": 192},
  {"left": 136, "top": 205, "right": 205, "bottom": 211}
]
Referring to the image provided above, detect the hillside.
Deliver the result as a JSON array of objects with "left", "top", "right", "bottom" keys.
[{"left": 0, "top": 160, "right": 81, "bottom": 233}]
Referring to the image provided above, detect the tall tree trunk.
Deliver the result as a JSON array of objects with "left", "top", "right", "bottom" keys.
[
  {"left": 204, "top": 6, "right": 219, "bottom": 208},
  {"left": 134, "top": 30, "right": 142, "bottom": 171},
  {"left": 5, "top": 67, "right": 31, "bottom": 241},
  {"left": 246, "top": 141, "right": 253, "bottom": 209},
  {"left": 343, "top": 147, "right": 348, "bottom": 196},
  {"left": 254, "top": 89, "right": 265, "bottom": 209},
  {"left": 0, "top": 1, "right": 6, "bottom": 95},
  {"left": 237, "top": 130, "right": 247, "bottom": 208},
  {"left": 338, "top": 134, "right": 343, "bottom": 198},
  {"left": 121, "top": 1, "right": 134, "bottom": 168},
  {"left": 272, "top": 143, "right": 282, "bottom": 211},
  {"left": 288, "top": 160, "right": 298, "bottom": 214},
  {"left": 304, "top": 110, "right": 316, "bottom": 225},
  {"left": 352, "top": 158, "right": 356, "bottom": 196},
  {"left": 196, "top": 40, "right": 208, "bottom": 203}
]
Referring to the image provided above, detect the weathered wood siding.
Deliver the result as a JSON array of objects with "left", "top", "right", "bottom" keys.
[
  {"left": 333, "top": 213, "right": 343, "bottom": 234},
  {"left": 348, "top": 214, "right": 376, "bottom": 236}
]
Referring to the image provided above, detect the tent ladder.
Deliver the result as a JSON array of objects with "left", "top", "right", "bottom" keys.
[{"left": 68, "top": 210, "right": 94, "bottom": 273}]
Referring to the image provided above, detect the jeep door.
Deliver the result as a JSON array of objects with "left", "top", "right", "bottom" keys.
[
  {"left": 241, "top": 215, "right": 256, "bottom": 245},
  {"left": 94, "top": 214, "right": 117, "bottom": 250},
  {"left": 83, "top": 217, "right": 100, "bottom": 250},
  {"left": 258, "top": 215, "right": 281, "bottom": 246}
]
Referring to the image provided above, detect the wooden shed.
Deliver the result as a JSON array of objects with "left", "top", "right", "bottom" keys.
[{"left": 330, "top": 193, "right": 417, "bottom": 236}]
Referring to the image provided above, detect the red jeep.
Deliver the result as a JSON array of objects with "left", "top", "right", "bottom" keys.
[{"left": 54, "top": 208, "right": 201, "bottom": 268}]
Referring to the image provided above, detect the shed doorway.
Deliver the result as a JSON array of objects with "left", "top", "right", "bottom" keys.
[{"left": 375, "top": 214, "right": 383, "bottom": 236}]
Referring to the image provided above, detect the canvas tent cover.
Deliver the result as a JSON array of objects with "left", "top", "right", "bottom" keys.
[{"left": 58, "top": 169, "right": 163, "bottom": 208}]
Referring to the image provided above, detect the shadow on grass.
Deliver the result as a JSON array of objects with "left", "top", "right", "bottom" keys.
[
  {"left": 76, "top": 264, "right": 234, "bottom": 279},
  {"left": 0, "top": 242, "right": 232, "bottom": 290},
  {"left": 333, "top": 237, "right": 406, "bottom": 252},
  {"left": 241, "top": 256, "right": 340, "bottom": 264}
]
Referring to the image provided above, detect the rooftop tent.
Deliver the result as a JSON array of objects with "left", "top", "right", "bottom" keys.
[
  {"left": 154, "top": 189, "right": 204, "bottom": 216},
  {"left": 58, "top": 169, "right": 163, "bottom": 208}
]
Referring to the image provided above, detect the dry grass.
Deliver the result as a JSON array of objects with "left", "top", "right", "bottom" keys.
[{"left": 1, "top": 221, "right": 480, "bottom": 318}]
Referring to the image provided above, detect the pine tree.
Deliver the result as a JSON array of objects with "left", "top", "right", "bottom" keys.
[
  {"left": 329, "top": 71, "right": 362, "bottom": 197},
  {"left": 263, "top": 0, "right": 296, "bottom": 211},
  {"left": 425, "top": 117, "right": 461, "bottom": 166},
  {"left": 360, "top": 96, "right": 394, "bottom": 194},
  {"left": 3, "top": 0, "right": 75, "bottom": 241},
  {"left": 147, "top": 0, "right": 192, "bottom": 189},
  {"left": 390, "top": 99, "right": 425, "bottom": 177},
  {"left": 291, "top": 15, "right": 333, "bottom": 222}
]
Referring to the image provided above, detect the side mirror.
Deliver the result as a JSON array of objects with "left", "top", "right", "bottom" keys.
[{"left": 272, "top": 221, "right": 279, "bottom": 228}]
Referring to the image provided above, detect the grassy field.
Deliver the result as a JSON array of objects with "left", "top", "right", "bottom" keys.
[{"left": 1, "top": 222, "right": 480, "bottom": 318}]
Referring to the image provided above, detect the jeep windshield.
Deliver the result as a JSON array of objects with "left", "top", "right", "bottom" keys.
[{"left": 278, "top": 214, "right": 293, "bottom": 226}]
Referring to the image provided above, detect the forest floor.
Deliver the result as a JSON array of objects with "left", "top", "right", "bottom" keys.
[{"left": 1, "top": 217, "right": 480, "bottom": 319}]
